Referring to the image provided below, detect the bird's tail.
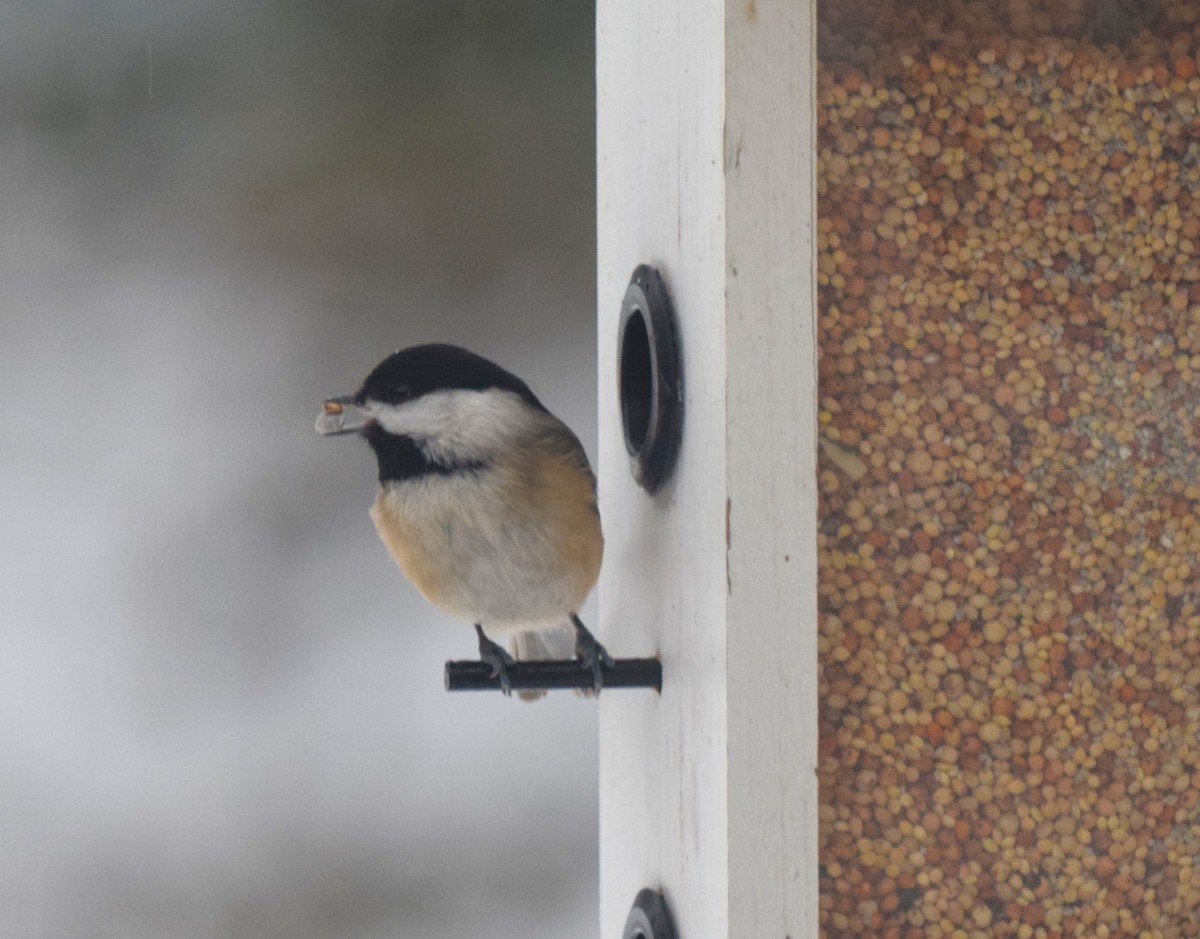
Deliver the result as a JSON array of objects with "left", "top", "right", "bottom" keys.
[{"left": 511, "top": 621, "right": 575, "bottom": 702}]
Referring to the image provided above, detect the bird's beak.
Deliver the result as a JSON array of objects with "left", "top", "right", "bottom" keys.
[{"left": 316, "top": 395, "right": 373, "bottom": 436}]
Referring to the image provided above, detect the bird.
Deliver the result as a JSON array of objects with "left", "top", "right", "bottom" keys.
[{"left": 316, "top": 343, "right": 611, "bottom": 696}]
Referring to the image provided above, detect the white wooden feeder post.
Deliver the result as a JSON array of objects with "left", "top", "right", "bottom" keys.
[{"left": 597, "top": 0, "right": 818, "bottom": 935}]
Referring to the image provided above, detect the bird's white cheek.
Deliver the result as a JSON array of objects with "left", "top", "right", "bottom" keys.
[
  {"left": 370, "top": 389, "right": 542, "bottom": 464},
  {"left": 368, "top": 398, "right": 447, "bottom": 439}
]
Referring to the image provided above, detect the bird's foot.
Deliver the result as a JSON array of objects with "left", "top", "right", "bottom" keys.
[
  {"left": 475, "top": 624, "right": 516, "bottom": 696},
  {"left": 571, "top": 613, "right": 615, "bottom": 693}
]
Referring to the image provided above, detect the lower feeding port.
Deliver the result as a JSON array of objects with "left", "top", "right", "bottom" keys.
[{"left": 622, "top": 889, "right": 677, "bottom": 939}]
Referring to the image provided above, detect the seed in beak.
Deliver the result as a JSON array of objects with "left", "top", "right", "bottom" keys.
[{"left": 323, "top": 400, "right": 344, "bottom": 415}]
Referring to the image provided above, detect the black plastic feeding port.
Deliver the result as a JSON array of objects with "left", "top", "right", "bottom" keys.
[
  {"left": 619, "top": 265, "right": 683, "bottom": 494},
  {"left": 623, "top": 888, "right": 678, "bottom": 939},
  {"left": 445, "top": 657, "right": 662, "bottom": 693}
]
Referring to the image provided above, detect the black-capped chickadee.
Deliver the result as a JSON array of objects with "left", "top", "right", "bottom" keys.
[{"left": 316, "top": 344, "right": 612, "bottom": 696}]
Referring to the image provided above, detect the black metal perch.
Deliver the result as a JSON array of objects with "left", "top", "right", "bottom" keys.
[{"left": 445, "top": 657, "right": 662, "bottom": 693}]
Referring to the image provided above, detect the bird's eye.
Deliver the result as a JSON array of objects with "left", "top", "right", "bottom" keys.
[{"left": 389, "top": 384, "right": 412, "bottom": 403}]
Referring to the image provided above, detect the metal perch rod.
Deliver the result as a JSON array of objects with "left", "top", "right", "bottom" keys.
[{"left": 445, "top": 658, "right": 662, "bottom": 692}]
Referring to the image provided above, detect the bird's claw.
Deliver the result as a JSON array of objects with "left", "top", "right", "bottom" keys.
[
  {"left": 571, "top": 614, "right": 614, "bottom": 694},
  {"left": 475, "top": 624, "right": 516, "bottom": 696}
]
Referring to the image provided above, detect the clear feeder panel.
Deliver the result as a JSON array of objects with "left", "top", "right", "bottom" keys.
[{"left": 817, "top": 0, "right": 1200, "bottom": 935}]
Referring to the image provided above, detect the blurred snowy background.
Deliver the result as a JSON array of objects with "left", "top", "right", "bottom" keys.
[{"left": 0, "top": 2, "right": 598, "bottom": 937}]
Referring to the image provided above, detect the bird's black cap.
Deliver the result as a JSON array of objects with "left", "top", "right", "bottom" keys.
[{"left": 357, "top": 344, "right": 547, "bottom": 412}]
